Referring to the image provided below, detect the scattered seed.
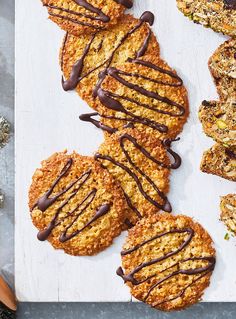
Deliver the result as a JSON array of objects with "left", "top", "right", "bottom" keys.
[{"left": 0, "top": 116, "right": 10, "bottom": 149}]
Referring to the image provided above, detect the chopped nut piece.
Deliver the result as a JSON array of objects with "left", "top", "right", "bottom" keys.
[
  {"left": 216, "top": 120, "right": 227, "bottom": 130},
  {"left": 220, "top": 194, "right": 236, "bottom": 236}
]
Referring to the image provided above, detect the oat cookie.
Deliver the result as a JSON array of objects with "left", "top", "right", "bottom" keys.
[
  {"left": 200, "top": 143, "right": 236, "bottom": 181},
  {"left": 199, "top": 100, "right": 236, "bottom": 147},
  {"left": 95, "top": 128, "right": 181, "bottom": 226},
  {"left": 41, "top": 0, "right": 132, "bottom": 36},
  {"left": 29, "top": 151, "right": 127, "bottom": 255},
  {"left": 220, "top": 193, "right": 236, "bottom": 235},
  {"left": 80, "top": 55, "right": 189, "bottom": 140},
  {"left": 176, "top": 0, "right": 236, "bottom": 36},
  {"left": 61, "top": 12, "right": 160, "bottom": 106},
  {"left": 208, "top": 38, "right": 236, "bottom": 100},
  {"left": 117, "top": 213, "right": 216, "bottom": 311}
]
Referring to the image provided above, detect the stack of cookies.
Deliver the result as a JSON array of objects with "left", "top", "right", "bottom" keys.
[
  {"left": 28, "top": 0, "right": 216, "bottom": 311},
  {"left": 200, "top": 39, "right": 236, "bottom": 182},
  {"left": 198, "top": 39, "right": 236, "bottom": 234},
  {"left": 178, "top": 0, "right": 236, "bottom": 239}
]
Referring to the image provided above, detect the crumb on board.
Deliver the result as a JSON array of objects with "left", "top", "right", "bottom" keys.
[
  {"left": 0, "top": 191, "right": 4, "bottom": 209},
  {"left": 224, "top": 233, "right": 230, "bottom": 241}
]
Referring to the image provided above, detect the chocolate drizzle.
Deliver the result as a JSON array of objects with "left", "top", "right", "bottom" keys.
[
  {"left": 113, "top": 0, "right": 133, "bottom": 9},
  {"left": 72, "top": 0, "right": 110, "bottom": 22},
  {"left": 136, "top": 29, "right": 152, "bottom": 58},
  {"left": 225, "top": 148, "right": 236, "bottom": 159},
  {"left": 62, "top": 33, "right": 97, "bottom": 91},
  {"left": 96, "top": 62, "right": 185, "bottom": 132},
  {"left": 45, "top": 0, "right": 133, "bottom": 31},
  {"left": 62, "top": 11, "right": 186, "bottom": 134},
  {"left": 62, "top": 12, "right": 154, "bottom": 92},
  {"left": 45, "top": 6, "right": 105, "bottom": 30},
  {"left": 117, "top": 227, "right": 216, "bottom": 304},
  {"left": 45, "top": 0, "right": 134, "bottom": 32},
  {"left": 79, "top": 112, "right": 117, "bottom": 133},
  {"left": 95, "top": 133, "right": 181, "bottom": 216},
  {"left": 92, "top": 12, "right": 154, "bottom": 97},
  {"left": 224, "top": 0, "right": 236, "bottom": 9},
  {"left": 33, "top": 159, "right": 111, "bottom": 242}
]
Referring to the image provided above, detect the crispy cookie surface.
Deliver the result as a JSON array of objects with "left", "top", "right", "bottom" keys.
[
  {"left": 29, "top": 151, "right": 127, "bottom": 255},
  {"left": 86, "top": 55, "right": 189, "bottom": 139},
  {"left": 117, "top": 213, "right": 216, "bottom": 311},
  {"left": 176, "top": 0, "right": 236, "bottom": 36},
  {"left": 95, "top": 128, "right": 182, "bottom": 226},
  {"left": 199, "top": 100, "right": 236, "bottom": 147},
  {"left": 41, "top": 0, "right": 132, "bottom": 36},
  {"left": 220, "top": 194, "right": 236, "bottom": 235},
  {"left": 61, "top": 13, "right": 160, "bottom": 106},
  {"left": 200, "top": 143, "right": 236, "bottom": 181},
  {"left": 208, "top": 38, "right": 236, "bottom": 100}
]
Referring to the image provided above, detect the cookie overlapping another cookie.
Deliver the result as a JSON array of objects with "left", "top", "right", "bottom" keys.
[{"left": 95, "top": 128, "right": 182, "bottom": 226}]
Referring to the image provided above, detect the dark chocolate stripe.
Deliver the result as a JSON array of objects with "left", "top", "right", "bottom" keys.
[
  {"left": 72, "top": 0, "right": 110, "bottom": 22},
  {"left": 144, "top": 256, "right": 215, "bottom": 302},
  {"left": 63, "top": 33, "right": 97, "bottom": 91},
  {"left": 114, "top": 0, "right": 133, "bottom": 9},
  {"left": 79, "top": 110, "right": 168, "bottom": 133},
  {"left": 45, "top": 3, "right": 108, "bottom": 22},
  {"left": 98, "top": 66, "right": 185, "bottom": 115},
  {"left": 129, "top": 58, "right": 183, "bottom": 87},
  {"left": 136, "top": 29, "right": 152, "bottom": 58},
  {"left": 97, "top": 89, "right": 168, "bottom": 132},
  {"left": 224, "top": 0, "right": 236, "bottom": 9},
  {"left": 48, "top": 12, "right": 104, "bottom": 30},
  {"left": 79, "top": 112, "right": 117, "bottom": 133}
]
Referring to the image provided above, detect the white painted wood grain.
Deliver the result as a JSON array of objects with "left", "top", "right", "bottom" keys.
[{"left": 15, "top": 0, "right": 236, "bottom": 302}]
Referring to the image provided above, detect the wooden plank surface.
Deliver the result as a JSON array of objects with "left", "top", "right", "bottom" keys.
[{"left": 15, "top": 0, "right": 236, "bottom": 302}]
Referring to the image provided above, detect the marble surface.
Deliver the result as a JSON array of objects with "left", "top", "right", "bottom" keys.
[{"left": 0, "top": 0, "right": 236, "bottom": 317}]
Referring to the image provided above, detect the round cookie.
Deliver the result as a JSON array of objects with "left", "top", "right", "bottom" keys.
[
  {"left": 87, "top": 55, "right": 189, "bottom": 140},
  {"left": 199, "top": 100, "right": 236, "bottom": 147},
  {"left": 41, "top": 0, "right": 132, "bottom": 36},
  {"left": 117, "top": 213, "right": 216, "bottom": 311},
  {"left": 176, "top": 0, "right": 236, "bottom": 37},
  {"left": 60, "top": 12, "right": 160, "bottom": 107},
  {"left": 29, "top": 151, "right": 127, "bottom": 256},
  {"left": 95, "top": 128, "right": 181, "bottom": 226},
  {"left": 220, "top": 194, "right": 236, "bottom": 236},
  {"left": 208, "top": 38, "right": 236, "bottom": 101}
]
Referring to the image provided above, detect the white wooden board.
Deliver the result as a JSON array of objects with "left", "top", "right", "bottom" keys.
[{"left": 15, "top": 0, "right": 236, "bottom": 302}]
